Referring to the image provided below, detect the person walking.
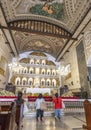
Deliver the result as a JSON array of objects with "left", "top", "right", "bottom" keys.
[
  {"left": 35, "top": 93, "right": 45, "bottom": 122},
  {"left": 13, "top": 91, "right": 24, "bottom": 130},
  {"left": 53, "top": 93, "right": 62, "bottom": 120}
]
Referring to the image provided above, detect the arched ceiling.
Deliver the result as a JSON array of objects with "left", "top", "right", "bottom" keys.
[{"left": 0, "top": 0, "right": 91, "bottom": 60}]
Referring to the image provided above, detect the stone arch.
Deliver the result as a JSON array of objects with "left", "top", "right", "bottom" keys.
[
  {"left": 52, "top": 79, "right": 56, "bottom": 87},
  {"left": 15, "top": 77, "right": 20, "bottom": 85},
  {"left": 22, "top": 77, "right": 27, "bottom": 85}
]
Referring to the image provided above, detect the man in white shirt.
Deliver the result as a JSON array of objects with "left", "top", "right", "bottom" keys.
[{"left": 35, "top": 93, "right": 45, "bottom": 122}]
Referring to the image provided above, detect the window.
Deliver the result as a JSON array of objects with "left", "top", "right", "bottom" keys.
[
  {"left": 53, "top": 82, "right": 55, "bottom": 87},
  {"left": 30, "top": 70, "right": 33, "bottom": 74},
  {"left": 42, "top": 81, "right": 44, "bottom": 86},
  {"left": 29, "top": 81, "right": 32, "bottom": 85},
  {"left": 37, "top": 62, "right": 39, "bottom": 64},
  {"left": 48, "top": 72, "right": 50, "bottom": 75},
  {"left": 47, "top": 81, "right": 50, "bottom": 86},
  {"left": 17, "top": 80, "right": 19, "bottom": 85},
  {"left": 42, "top": 71, "right": 45, "bottom": 74},
  {"left": 24, "top": 70, "right": 26, "bottom": 73},
  {"left": 53, "top": 72, "right": 55, "bottom": 75},
  {"left": 23, "top": 80, "right": 26, "bottom": 85}
]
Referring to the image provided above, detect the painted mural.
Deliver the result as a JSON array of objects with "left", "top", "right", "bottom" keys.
[{"left": 29, "top": 0, "right": 64, "bottom": 20}]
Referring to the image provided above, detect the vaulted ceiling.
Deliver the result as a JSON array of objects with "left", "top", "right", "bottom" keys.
[{"left": 0, "top": 0, "right": 91, "bottom": 61}]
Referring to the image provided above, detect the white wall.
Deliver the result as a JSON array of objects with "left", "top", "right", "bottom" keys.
[
  {"left": 84, "top": 28, "right": 91, "bottom": 66},
  {"left": 0, "top": 30, "right": 12, "bottom": 88},
  {"left": 60, "top": 43, "right": 80, "bottom": 90}
]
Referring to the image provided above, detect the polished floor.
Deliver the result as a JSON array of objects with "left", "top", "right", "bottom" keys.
[{"left": 22, "top": 113, "right": 87, "bottom": 130}]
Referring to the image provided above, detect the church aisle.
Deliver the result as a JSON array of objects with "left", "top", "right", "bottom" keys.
[{"left": 22, "top": 114, "right": 86, "bottom": 130}]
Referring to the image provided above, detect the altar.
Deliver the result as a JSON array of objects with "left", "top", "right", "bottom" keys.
[{"left": 26, "top": 88, "right": 51, "bottom": 95}]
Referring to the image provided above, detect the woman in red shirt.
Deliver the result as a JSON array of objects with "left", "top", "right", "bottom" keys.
[{"left": 53, "top": 93, "right": 62, "bottom": 120}]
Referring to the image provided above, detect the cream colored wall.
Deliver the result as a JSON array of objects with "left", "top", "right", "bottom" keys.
[
  {"left": 83, "top": 28, "right": 91, "bottom": 96},
  {"left": 0, "top": 31, "right": 12, "bottom": 88},
  {"left": 84, "top": 28, "right": 91, "bottom": 65},
  {"left": 61, "top": 43, "right": 80, "bottom": 90},
  {"left": 60, "top": 28, "right": 91, "bottom": 91}
]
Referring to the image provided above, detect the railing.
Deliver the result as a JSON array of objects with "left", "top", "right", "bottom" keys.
[
  {"left": 63, "top": 99, "right": 84, "bottom": 113},
  {"left": 24, "top": 97, "right": 86, "bottom": 116},
  {"left": 0, "top": 96, "right": 88, "bottom": 116},
  {"left": 26, "top": 101, "right": 84, "bottom": 113}
]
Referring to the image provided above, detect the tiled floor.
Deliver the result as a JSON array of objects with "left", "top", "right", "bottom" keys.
[{"left": 22, "top": 113, "right": 87, "bottom": 130}]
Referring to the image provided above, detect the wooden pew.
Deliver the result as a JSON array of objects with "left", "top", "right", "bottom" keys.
[
  {"left": 1, "top": 105, "right": 11, "bottom": 111},
  {"left": 15, "top": 103, "right": 24, "bottom": 130},
  {"left": 83, "top": 100, "right": 91, "bottom": 130},
  {"left": 0, "top": 105, "right": 12, "bottom": 130},
  {"left": 0, "top": 125, "right": 1, "bottom": 130}
]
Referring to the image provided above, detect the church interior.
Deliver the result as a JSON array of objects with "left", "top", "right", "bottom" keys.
[{"left": 0, "top": 0, "right": 91, "bottom": 130}]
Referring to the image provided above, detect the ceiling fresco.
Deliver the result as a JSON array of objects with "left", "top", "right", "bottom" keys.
[
  {"left": 14, "top": 32, "right": 65, "bottom": 57},
  {"left": 16, "top": 0, "right": 65, "bottom": 21},
  {"left": 0, "top": 0, "right": 90, "bottom": 60},
  {"left": 30, "top": 3, "right": 64, "bottom": 20}
]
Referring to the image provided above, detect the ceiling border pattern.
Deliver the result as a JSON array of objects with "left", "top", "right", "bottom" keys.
[
  {"left": 8, "top": 15, "right": 70, "bottom": 33},
  {"left": 67, "top": 0, "right": 91, "bottom": 32},
  {"left": 7, "top": 19, "right": 73, "bottom": 39}
]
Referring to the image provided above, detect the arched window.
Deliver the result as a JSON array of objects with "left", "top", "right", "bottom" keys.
[
  {"left": 28, "top": 78, "right": 33, "bottom": 86},
  {"left": 30, "top": 70, "right": 33, "bottom": 74},
  {"left": 47, "top": 81, "right": 50, "bottom": 86},
  {"left": 41, "top": 78, "right": 45, "bottom": 86},
  {"left": 23, "top": 80, "right": 26, "bottom": 85},
  {"left": 52, "top": 79, "right": 56, "bottom": 87},
  {"left": 46, "top": 79, "right": 51, "bottom": 87},
  {"left": 22, "top": 78, "right": 27, "bottom": 86},
  {"left": 42, "top": 81, "right": 44, "bottom": 86},
  {"left": 24, "top": 69, "right": 26, "bottom": 73},
  {"left": 29, "top": 81, "right": 32, "bottom": 85},
  {"left": 30, "top": 59, "right": 34, "bottom": 64},
  {"left": 36, "top": 60, "right": 40, "bottom": 65},
  {"left": 41, "top": 69, "right": 45, "bottom": 75},
  {"left": 42, "top": 71, "right": 45, "bottom": 74},
  {"left": 17, "top": 80, "right": 19, "bottom": 85},
  {"left": 29, "top": 68, "right": 34, "bottom": 74},
  {"left": 53, "top": 72, "right": 55, "bottom": 75},
  {"left": 52, "top": 70, "right": 56, "bottom": 75},
  {"left": 15, "top": 77, "right": 20, "bottom": 85},
  {"left": 53, "top": 82, "right": 55, "bottom": 87},
  {"left": 47, "top": 69, "right": 50, "bottom": 75},
  {"left": 42, "top": 60, "right": 46, "bottom": 65},
  {"left": 48, "top": 71, "right": 50, "bottom": 75}
]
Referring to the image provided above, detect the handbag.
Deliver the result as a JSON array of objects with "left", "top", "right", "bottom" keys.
[
  {"left": 62, "top": 101, "right": 65, "bottom": 109},
  {"left": 40, "top": 102, "right": 47, "bottom": 110}
]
